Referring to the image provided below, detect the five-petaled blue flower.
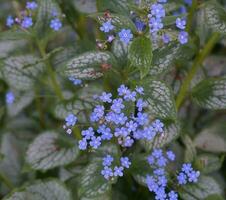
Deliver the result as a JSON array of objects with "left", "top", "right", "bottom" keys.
[
  {"left": 50, "top": 18, "right": 62, "bottom": 31},
  {"left": 118, "top": 29, "right": 133, "bottom": 44},
  {"left": 100, "top": 20, "right": 114, "bottom": 33}
]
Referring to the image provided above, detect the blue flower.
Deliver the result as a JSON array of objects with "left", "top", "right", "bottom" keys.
[
  {"left": 21, "top": 17, "right": 33, "bottom": 28},
  {"left": 118, "top": 29, "right": 133, "bottom": 44},
  {"left": 187, "top": 170, "right": 200, "bottom": 183},
  {"left": 151, "top": 3, "right": 165, "bottom": 19},
  {"left": 147, "top": 155, "right": 155, "bottom": 165},
  {"left": 6, "top": 91, "right": 15, "bottom": 104},
  {"left": 102, "top": 155, "right": 114, "bottom": 166},
  {"left": 146, "top": 175, "right": 158, "bottom": 192},
  {"left": 99, "top": 92, "right": 112, "bottom": 103},
  {"left": 181, "top": 163, "right": 192, "bottom": 174},
  {"left": 149, "top": 17, "right": 163, "bottom": 33},
  {"left": 114, "top": 166, "right": 124, "bottom": 177},
  {"left": 69, "top": 77, "right": 82, "bottom": 85},
  {"left": 118, "top": 85, "right": 129, "bottom": 96},
  {"left": 111, "top": 98, "right": 125, "bottom": 113},
  {"left": 50, "top": 18, "right": 62, "bottom": 31},
  {"left": 136, "top": 98, "right": 147, "bottom": 112},
  {"left": 100, "top": 127, "right": 113, "bottom": 140},
  {"left": 120, "top": 157, "right": 131, "bottom": 168},
  {"left": 178, "top": 31, "right": 188, "bottom": 44},
  {"left": 166, "top": 151, "right": 175, "bottom": 161},
  {"left": 136, "top": 112, "right": 148, "bottom": 126},
  {"left": 143, "top": 126, "right": 156, "bottom": 140},
  {"left": 162, "top": 34, "right": 171, "bottom": 44},
  {"left": 90, "top": 105, "right": 105, "bottom": 122},
  {"left": 154, "top": 169, "right": 165, "bottom": 176},
  {"left": 157, "top": 156, "right": 168, "bottom": 167},
  {"left": 6, "top": 16, "right": 14, "bottom": 27},
  {"left": 126, "top": 120, "right": 138, "bottom": 132},
  {"left": 135, "top": 86, "right": 144, "bottom": 95},
  {"left": 177, "top": 172, "right": 187, "bottom": 185},
  {"left": 114, "top": 127, "right": 129, "bottom": 137},
  {"left": 100, "top": 20, "right": 114, "bottom": 33},
  {"left": 78, "top": 139, "right": 87, "bottom": 150},
  {"left": 152, "top": 149, "right": 163, "bottom": 158},
  {"left": 114, "top": 113, "right": 128, "bottom": 125},
  {"left": 26, "top": 1, "right": 38, "bottom": 10},
  {"left": 81, "top": 127, "right": 94, "bottom": 140},
  {"left": 176, "top": 18, "right": 186, "bottom": 30},
  {"left": 90, "top": 136, "right": 102, "bottom": 149},
  {"left": 158, "top": 175, "right": 167, "bottom": 187},
  {"left": 135, "top": 19, "right": 146, "bottom": 32},
  {"left": 184, "top": 0, "right": 192, "bottom": 6},
  {"left": 65, "top": 114, "right": 77, "bottom": 126},
  {"left": 152, "top": 119, "right": 164, "bottom": 133},
  {"left": 155, "top": 187, "right": 167, "bottom": 200},
  {"left": 123, "top": 136, "right": 134, "bottom": 147},
  {"left": 124, "top": 91, "right": 136, "bottom": 102},
  {"left": 158, "top": 0, "right": 167, "bottom": 2},
  {"left": 101, "top": 166, "right": 113, "bottom": 180},
  {"left": 168, "top": 191, "right": 178, "bottom": 200}
]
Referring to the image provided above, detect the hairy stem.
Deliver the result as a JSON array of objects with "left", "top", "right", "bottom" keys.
[
  {"left": 36, "top": 41, "right": 64, "bottom": 100},
  {"left": 186, "top": 0, "right": 198, "bottom": 33},
  {"left": 176, "top": 32, "right": 220, "bottom": 109}
]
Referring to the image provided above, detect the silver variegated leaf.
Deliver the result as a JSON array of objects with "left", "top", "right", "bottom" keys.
[
  {"left": 3, "top": 55, "right": 43, "bottom": 91},
  {"left": 111, "top": 39, "right": 128, "bottom": 65},
  {"left": 203, "top": 1, "right": 226, "bottom": 34},
  {"left": 191, "top": 77, "right": 226, "bottom": 109},
  {"left": 26, "top": 132, "right": 79, "bottom": 170},
  {"left": 150, "top": 43, "right": 180, "bottom": 76},
  {"left": 180, "top": 176, "right": 223, "bottom": 200},
  {"left": 64, "top": 51, "right": 116, "bottom": 80},
  {"left": 3, "top": 179, "right": 72, "bottom": 200}
]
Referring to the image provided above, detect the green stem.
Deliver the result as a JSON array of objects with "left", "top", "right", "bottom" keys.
[
  {"left": 0, "top": 173, "right": 14, "bottom": 190},
  {"left": 186, "top": 0, "right": 198, "bottom": 33},
  {"left": 36, "top": 41, "right": 64, "bottom": 100},
  {"left": 176, "top": 32, "right": 220, "bottom": 109}
]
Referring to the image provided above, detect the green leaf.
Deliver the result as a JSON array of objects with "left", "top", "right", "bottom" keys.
[
  {"left": 180, "top": 176, "right": 223, "bottom": 200},
  {"left": 196, "top": 154, "right": 222, "bottom": 174},
  {"left": 204, "top": 194, "right": 225, "bottom": 200},
  {"left": 191, "top": 77, "right": 226, "bottom": 110},
  {"left": 3, "top": 55, "right": 43, "bottom": 91},
  {"left": 0, "top": 30, "right": 31, "bottom": 41},
  {"left": 203, "top": 1, "right": 226, "bottom": 34},
  {"left": 143, "top": 80, "right": 177, "bottom": 120},
  {"left": 128, "top": 36, "right": 153, "bottom": 78},
  {"left": 90, "top": 13, "right": 136, "bottom": 32},
  {"left": 26, "top": 131, "right": 79, "bottom": 171},
  {"left": 78, "top": 144, "right": 119, "bottom": 200},
  {"left": 64, "top": 51, "right": 116, "bottom": 80},
  {"left": 3, "top": 179, "right": 72, "bottom": 200},
  {"left": 140, "top": 120, "right": 180, "bottom": 151},
  {"left": 149, "top": 42, "right": 181, "bottom": 76},
  {"left": 111, "top": 39, "right": 128, "bottom": 66},
  {"left": 35, "top": 0, "right": 60, "bottom": 39},
  {"left": 183, "top": 135, "right": 197, "bottom": 163},
  {"left": 96, "top": 0, "right": 131, "bottom": 15},
  {"left": 194, "top": 121, "right": 226, "bottom": 153}
]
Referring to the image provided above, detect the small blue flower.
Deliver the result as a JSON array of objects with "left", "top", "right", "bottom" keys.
[
  {"left": 99, "top": 92, "right": 112, "bottom": 103},
  {"left": 157, "top": 156, "right": 168, "bottom": 167},
  {"left": 184, "top": 0, "right": 192, "bottom": 6},
  {"left": 152, "top": 119, "right": 164, "bottom": 133},
  {"left": 26, "top": 1, "right": 38, "bottom": 10},
  {"left": 166, "top": 151, "right": 175, "bottom": 161},
  {"left": 143, "top": 126, "right": 156, "bottom": 140},
  {"left": 6, "top": 91, "right": 15, "bottom": 104},
  {"left": 102, "top": 155, "right": 114, "bottom": 166},
  {"left": 151, "top": 3, "right": 165, "bottom": 19},
  {"left": 100, "top": 127, "right": 113, "bottom": 140},
  {"left": 182, "top": 163, "right": 193, "bottom": 174},
  {"left": 21, "top": 17, "right": 33, "bottom": 28},
  {"left": 176, "top": 18, "right": 186, "bottom": 30},
  {"left": 100, "top": 20, "right": 114, "bottom": 33},
  {"left": 123, "top": 136, "right": 134, "bottom": 147},
  {"left": 6, "top": 16, "right": 14, "bottom": 27},
  {"left": 136, "top": 112, "right": 148, "bottom": 126},
  {"left": 155, "top": 187, "right": 167, "bottom": 199},
  {"left": 78, "top": 139, "right": 87, "bottom": 150},
  {"left": 69, "top": 77, "right": 82, "bottom": 85},
  {"left": 135, "top": 19, "right": 146, "bottom": 32},
  {"left": 136, "top": 98, "right": 147, "bottom": 112},
  {"left": 178, "top": 31, "right": 188, "bottom": 44},
  {"left": 114, "top": 127, "right": 129, "bottom": 137},
  {"left": 65, "top": 114, "right": 77, "bottom": 126},
  {"left": 147, "top": 155, "right": 155, "bottom": 165},
  {"left": 101, "top": 166, "right": 113, "bottom": 180},
  {"left": 135, "top": 86, "right": 144, "bottom": 95},
  {"left": 126, "top": 120, "right": 138, "bottom": 132},
  {"left": 168, "top": 191, "right": 178, "bottom": 200},
  {"left": 187, "top": 170, "right": 200, "bottom": 183},
  {"left": 118, "top": 29, "right": 133, "bottom": 44},
  {"left": 81, "top": 127, "right": 94, "bottom": 140},
  {"left": 177, "top": 172, "right": 187, "bottom": 185},
  {"left": 124, "top": 91, "right": 136, "bottom": 102},
  {"left": 152, "top": 149, "right": 163, "bottom": 158},
  {"left": 154, "top": 168, "right": 165, "bottom": 176},
  {"left": 50, "top": 18, "right": 62, "bottom": 31},
  {"left": 162, "top": 34, "right": 171, "bottom": 44},
  {"left": 90, "top": 136, "right": 102, "bottom": 149},
  {"left": 90, "top": 105, "right": 105, "bottom": 122},
  {"left": 111, "top": 98, "right": 125, "bottom": 113},
  {"left": 114, "top": 113, "right": 128, "bottom": 125},
  {"left": 146, "top": 175, "right": 158, "bottom": 192},
  {"left": 114, "top": 166, "right": 124, "bottom": 177},
  {"left": 158, "top": 175, "right": 167, "bottom": 187},
  {"left": 120, "top": 157, "right": 131, "bottom": 168},
  {"left": 118, "top": 85, "right": 129, "bottom": 96},
  {"left": 149, "top": 17, "right": 163, "bottom": 33}
]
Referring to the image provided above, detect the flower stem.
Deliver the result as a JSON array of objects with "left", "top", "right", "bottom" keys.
[
  {"left": 176, "top": 32, "right": 220, "bottom": 109},
  {"left": 36, "top": 40, "right": 64, "bottom": 101},
  {"left": 0, "top": 173, "right": 14, "bottom": 190},
  {"left": 186, "top": 0, "right": 198, "bottom": 33}
]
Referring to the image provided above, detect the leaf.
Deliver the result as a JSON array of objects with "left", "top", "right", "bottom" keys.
[
  {"left": 90, "top": 13, "right": 136, "bottom": 32},
  {"left": 140, "top": 121, "right": 180, "bottom": 151},
  {"left": 203, "top": 1, "right": 226, "bottom": 34},
  {"left": 78, "top": 144, "right": 119, "bottom": 200},
  {"left": 64, "top": 51, "right": 116, "bottom": 80},
  {"left": 196, "top": 154, "right": 222, "bottom": 174},
  {"left": 96, "top": 0, "right": 131, "bottom": 15},
  {"left": 194, "top": 121, "right": 226, "bottom": 153},
  {"left": 143, "top": 80, "right": 177, "bottom": 120},
  {"left": 180, "top": 176, "right": 223, "bottom": 200},
  {"left": 149, "top": 42, "right": 181, "bottom": 76},
  {"left": 26, "top": 131, "right": 79, "bottom": 171},
  {"left": 35, "top": 0, "right": 60, "bottom": 39},
  {"left": 128, "top": 36, "right": 153, "bottom": 78},
  {"left": 7, "top": 91, "right": 34, "bottom": 117},
  {"left": 74, "top": 0, "right": 97, "bottom": 13},
  {"left": 0, "top": 30, "right": 31, "bottom": 41},
  {"left": 3, "top": 55, "right": 43, "bottom": 91},
  {"left": 183, "top": 135, "right": 197, "bottom": 163},
  {"left": 3, "top": 179, "right": 72, "bottom": 200},
  {"left": 191, "top": 77, "right": 226, "bottom": 110},
  {"left": 204, "top": 194, "right": 225, "bottom": 200},
  {"left": 111, "top": 39, "right": 128, "bottom": 66},
  {"left": 0, "top": 134, "right": 23, "bottom": 192}
]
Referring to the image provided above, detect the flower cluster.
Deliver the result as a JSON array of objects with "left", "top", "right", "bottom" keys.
[
  {"left": 101, "top": 155, "right": 131, "bottom": 180},
  {"left": 5, "top": 91, "right": 15, "bottom": 105},
  {"left": 76, "top": 85, "right": 164, "bottom": 151},
  {"left": 6, "top": 1, "right": 63, "bottom": 31},
  {"left": 63, "top": 114, "right": 77, "bottom": 134},
  {"left": 146, "top": 149, "right": 200, "bottom": 200}
]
